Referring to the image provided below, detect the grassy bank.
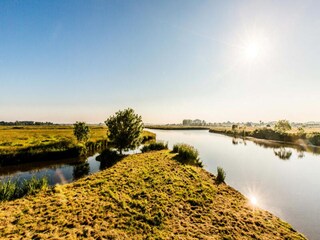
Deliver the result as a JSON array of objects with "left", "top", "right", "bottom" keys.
[
  {"left": 0, "top": 150, "right": 305, "bottom": 239},
  {"left": 210, "top": 126, "right": 320, "bottom": 147},
  {"left": 0, "top": 126, "right": 155, "bottom": 165}
]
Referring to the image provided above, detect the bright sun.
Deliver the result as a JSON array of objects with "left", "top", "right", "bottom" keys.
[{"left": 244, "top": 42, "right": 261, "bottom": 60}]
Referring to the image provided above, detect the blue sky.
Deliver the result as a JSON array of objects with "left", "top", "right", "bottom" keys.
[{"left": 1, "top": 0, "right": 319, "bottom": 123}]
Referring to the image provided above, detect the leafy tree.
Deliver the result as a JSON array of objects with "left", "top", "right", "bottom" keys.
[
  {"left": 105, "top": 108, "right": 143, "bottom": 154},
  {"left": 274, "top": 120, "right": 291, "bottom": 133},
  {"left": 73, "top": 122, "right": 90, "bottom": 143}
]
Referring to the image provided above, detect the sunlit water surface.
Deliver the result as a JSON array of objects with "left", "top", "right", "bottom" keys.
[
  {"left": 150, "top": 129, "right": 320, "bottom": 239},
  {"left": 0, "top": 130, "right": 319, "bottom": 238}
]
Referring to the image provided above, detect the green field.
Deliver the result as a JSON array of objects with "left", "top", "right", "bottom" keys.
[
  {"left": 0, "top": 150, "right": 305, "bottom": 239},
  {"left": 0, "top": 125, "right": 108, "bottom": 153},
  {"left": 0, "top": 125, "right": 155, "bottom": 164}
]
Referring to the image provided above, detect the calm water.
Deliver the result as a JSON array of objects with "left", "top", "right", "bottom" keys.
[
  {"left": 0, "top": 130, "right": 319, "bottom": 238},
  {"left": 0, "top": 149, "right": 140, "bottom": 185},
  {"left": 0, "top": 154, "right": 102, "bottom": 185},
  {"left": 150, "top": 129, "right": 320, "bottom": 240}
]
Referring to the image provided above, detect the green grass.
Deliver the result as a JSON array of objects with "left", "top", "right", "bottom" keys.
[
  {"left": 216, "top": 167, "right": 226, "bottom": 184},
  {"left": 141, "top": 141, "right": 168, "bottom": 153},
  {"left": 0, "top": 125, "right": 155, "bottom": 164},
  {"left": 172, "top": 143, "right": 203, "bottom": 167},
  {"left": 0, "top": 150, "right": 305, "bottom": 239},
  {"left": 0, "top": 177, "right": 48, "bottom": 201}
]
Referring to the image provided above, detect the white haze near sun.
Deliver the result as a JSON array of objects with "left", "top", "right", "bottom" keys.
[
  {"left": 1, "top": 0, "right": 319, "bottom": 124},
  {"left": 143, "top": 1, "right": 320, "bottom": 124}
]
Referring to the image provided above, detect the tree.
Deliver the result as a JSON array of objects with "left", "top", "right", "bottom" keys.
[
  {"left": 105, "top": 108, "right": 143, "bottom": 154},
  {"left": 297, "top": 127, "right": 305, "bottom": 137},
  {"left": 73, "top": 122, "right": 90, "bottom": 143},
  {"left": 231, "top": 124, "right": 238, "bottom": 131},
  {"left": 274, "top": 120, "right": 291, "bottom": 133}
]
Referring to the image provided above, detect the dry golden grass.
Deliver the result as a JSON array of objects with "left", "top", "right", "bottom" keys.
[{"left": 0, "top": 151, "right": 305, "bottom": 239}]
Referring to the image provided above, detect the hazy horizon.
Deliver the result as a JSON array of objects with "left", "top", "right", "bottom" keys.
[{"left": 1, "top": 0, "right": 319, "bottom": 124}]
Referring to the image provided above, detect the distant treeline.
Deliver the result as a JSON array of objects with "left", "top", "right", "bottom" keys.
[{"left": 0, "top": 121, "right": 54, "bottom": 126}]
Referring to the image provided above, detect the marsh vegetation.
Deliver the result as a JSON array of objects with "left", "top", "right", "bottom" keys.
[{"left": 0, "top": 176, "right": 48, "bottom": 201}]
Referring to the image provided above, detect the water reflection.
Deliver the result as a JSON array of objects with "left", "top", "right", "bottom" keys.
[
  {"left": 146, "top": 129, "right": 320, "bottom": 239},
  {"left": 73, "top": 162, "right": 90, "bottom": 180},
  {"left": 232, "top": 138, "right": 247, "bottom": 146},
  {"left": 273, "top": 148, "right": 292, "bottom": 160},
  {"left": 251, "top": 138, "right": 320, "bottom": 156},
  {"left": 96, "top": 149, "right": 123, "bottom": 170},
  {"left": 297, "top": 150, "right": 305, "bottom": 159},
  {"left": 231, "top": 137, "right": 320, "bottom": 159}
]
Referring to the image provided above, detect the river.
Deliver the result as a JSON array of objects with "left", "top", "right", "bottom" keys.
[
  {"left": 149, "top": 129, "right": 320, "bottom": 239},
  {"left": 0, "top": 129, "right": 319, "bottom": 238}
]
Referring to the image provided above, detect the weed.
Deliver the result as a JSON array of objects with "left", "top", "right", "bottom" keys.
[
  {"left": 172, "top": 143, "right": 203, "bottom": 167},
  {"left": 216, "top": 167, "right": 226, "bottom": 184}
]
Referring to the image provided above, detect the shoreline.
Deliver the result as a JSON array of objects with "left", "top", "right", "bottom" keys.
[
  {"left": 0, "top": 128, "right": 155, "bottom": 166},
  {"left": 209, "top": 128, "right": 320, "bottom": 154},
  {"left": 0, "top": 150, "right": 306, "bottom": 239}
]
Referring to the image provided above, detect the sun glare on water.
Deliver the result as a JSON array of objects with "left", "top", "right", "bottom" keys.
[{"left": 250, "top": 196, "right": 258, "bottom": 206}]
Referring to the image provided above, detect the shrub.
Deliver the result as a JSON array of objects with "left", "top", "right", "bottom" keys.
[
  {"left": 141, "top": 141, "right": 168, "bottom": 153},
  {"left": 172, "top": 143, "right": 203, "bottom": 167},
  {"left": 274, "top": 120, "right": 291, "bottom": 133},
  {"left": 216, "top": 167, "right": 226, "bottom": 184},
  {"left": 251, "top": 128, "right": 289, "bottom": 141},
  {"left": 308, "top": 133, "right": 320, "bottom": 146}
]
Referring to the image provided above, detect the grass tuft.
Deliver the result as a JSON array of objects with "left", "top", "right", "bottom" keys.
[
  {"left": 172, "top": 143, "right": 203, "bottom": 167},
  {"left": 141, "top": 141, "right": 168, "bottom": 153},
  {"left": 0, "top": 176, "right": 48, "bottom": 201},
  {"left": 216, "top": 166, "right": 226, "bottom": 184}
]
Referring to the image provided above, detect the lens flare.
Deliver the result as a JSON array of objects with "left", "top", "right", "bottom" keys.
[{"left": 250, "top": 196, "right": 258, "bottom": 205}]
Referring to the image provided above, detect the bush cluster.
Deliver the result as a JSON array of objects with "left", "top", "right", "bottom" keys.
[
  {"left": 141, "top": 141, "right": 168, "bottom": 153},
  {"left": 172, "top": 143, "right": 203, "bottom": 167},
  {"left": 308, "top": 133, "right": 320, "bottom": 146}
]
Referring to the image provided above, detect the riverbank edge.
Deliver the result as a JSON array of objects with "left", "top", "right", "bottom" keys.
[
  {"left": 0, "top": 130, "right": 155, "bottom": 166},
  {"left": 209, "top": 128, "right": 320, "bottom": 149},
  {"left": 0, "top": 139, "right": 109, "bottom": 166},
  {"left": 0, "top": 150, "right": 306, "bottom": 239}
]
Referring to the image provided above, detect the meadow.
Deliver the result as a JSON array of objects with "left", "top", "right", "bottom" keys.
[
  {"left": 0, "top": 150, "right": 305, "bottom": 239},
  {"left": 0, "top": 125, "right": 155, "bottom": 165},
  {"left": 0, "top": 125, "right": 106, "bottom": 153}
]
